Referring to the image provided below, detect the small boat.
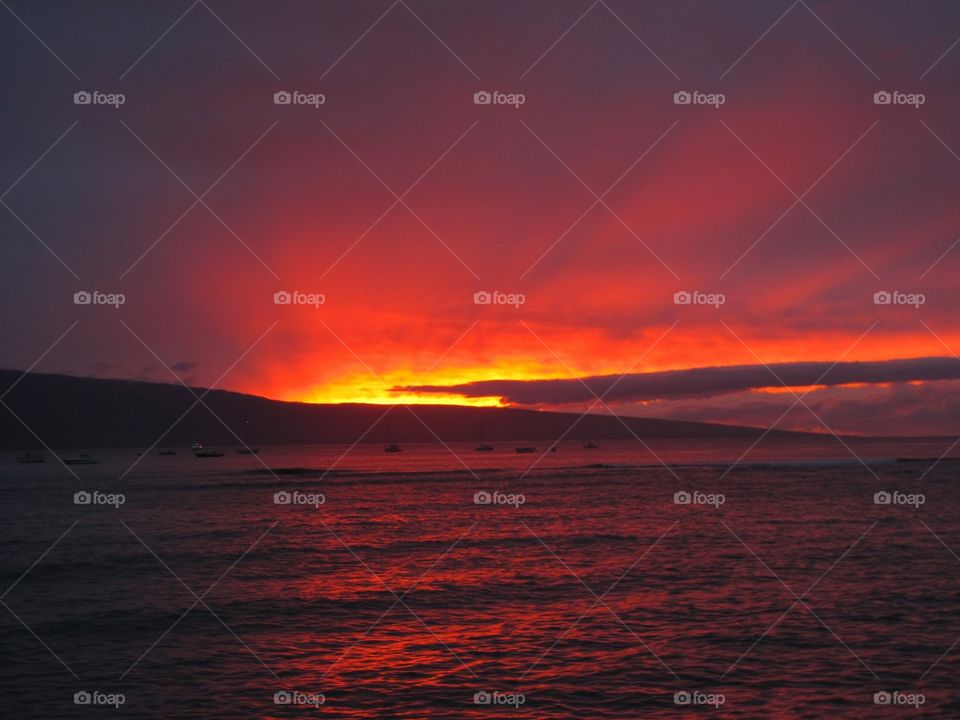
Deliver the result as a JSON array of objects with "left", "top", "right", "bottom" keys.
[
  {"left": 158, "top": 449, "right": 177, "bottom": 456},
  {"left": 583, "top": 442, "right": 599, "bottom": 449},
  {"left": 63, "top": 454, "right": 98, "bottom": 465},
  {"left": 16, "top": 452, "right": 44, "bottom": 463},
  {"left": 515, "top": 447, "right": 536, "bottom": 454},
  {"left": 235, "top": 448, "right": 259, "bottom": 455},
  {"left": 384, "top": 443, "right": 402, "bottom": 453},
  {"left": 192, "top": 442, "right": 224, "bottom": 458},
  {"left": 550, "top": 444, "right": 559, "bottom": 452}
]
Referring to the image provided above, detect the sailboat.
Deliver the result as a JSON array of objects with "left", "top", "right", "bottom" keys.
[
  {"left": 475, "top": 424, "right": 493, "bottom": 452},
  {"left": 384, "top": 420, "right": 402, "bottom": 452}
]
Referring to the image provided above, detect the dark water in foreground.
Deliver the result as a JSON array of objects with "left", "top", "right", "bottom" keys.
[{"left": 2, "top": 437, "right": 960, "bottom": 718}]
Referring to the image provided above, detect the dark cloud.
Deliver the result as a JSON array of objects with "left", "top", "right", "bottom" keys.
[
  {"left": 627, "top": 380, "right": 960, "bottom": 437},
  {"left": 136, "top": 365, "right": 161, "bottom": 382},
  {"left": 88, "top": 361, "right": 119, "bottom": 377},
  {"left": 171, "top": 361, "right": 197, "bottom": 373},
  {"left": 401, "top": 357, "right": 960, "bottom": 405}
]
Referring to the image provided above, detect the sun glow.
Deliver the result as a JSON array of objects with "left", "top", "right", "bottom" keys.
[{"left": 288, "top": 363, "right": 556, "bottom": 407}]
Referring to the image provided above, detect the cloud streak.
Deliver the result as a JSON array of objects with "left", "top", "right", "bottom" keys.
[{"left": 400, "top": 357, "right": 960, "bottom": 406}]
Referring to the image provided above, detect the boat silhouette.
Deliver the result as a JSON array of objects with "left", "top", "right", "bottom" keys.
[
  {"left": 192, "top": 442, "right": 224, "bottom": 458},
  {"left": 475, "top": 424, "right": 494, "bottom": 451},
  {"left": 62, "top": 453, "right": 98, "bottom": 465}
]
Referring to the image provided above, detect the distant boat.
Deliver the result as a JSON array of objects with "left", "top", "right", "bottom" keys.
[
  {"left": 475, "top": 424, "right": 494, "bottom": 452},
  {"left": 235, "top": 448, "right": 259, "bottom": 455},
  {"left": 158, "top": 449, "right": 177, "bottom": 456},
  {"left": 16, "top": 452, "right": 44, "bottom": 464},
  {"left": 550, "top": 444, "right": 559, "bottom": 452},
  {"left": 583, "top": 442, "right": 599, "bottom": 449},
  {"left": 192, "top": 442, "right": 224, "bottom": 458},
  {"left": 63, "top": 453, "right": 98, "bottom": 465},
  {"left": 383, "top": 420, "right": 402, "bottom": 453},
  {"left": 515, "top": 446, "right": 536, "bottom": 454}
]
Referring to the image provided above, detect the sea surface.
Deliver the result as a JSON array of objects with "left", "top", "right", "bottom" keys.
[{"left": 2, "top": 437, "right": 960, "bottom": 718}]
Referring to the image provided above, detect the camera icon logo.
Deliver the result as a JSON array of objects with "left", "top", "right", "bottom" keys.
[
  {"left": 673, "top": 291, "right": 691, "bottom": 305},
  {"left": 74, "top": 290, "right": 92, "bottom": 305},
  {"left": 74, "top": 490, "right": 92, "bottom": 505},
  {"left": 873, "top": 490, "right": 891, "bottom": 505},
  {"left": 873, "top": 91, "right": 892, "bottom": 105},
  {"left": 874, "top": 691, "right": 891, "bottom": 705},
  {"left": 74, "top": 91, "right": 92, "bottom": 105},
  {"left": 674, "top": 691, "right": 692, "bottom": 705},
  {"left": 274, "top": 690, "right": 293, "bottom": 705},
  {"left": 474, "top": 290, "right": 492, "bottom": 305},
  {"left": 473, "top": 690, "right": 491, "bottom": 705},
  {"left": 674, "top": 491, "right": 691, "bottom": 505},
  {"left": 274, "top": 91, "right": 292, "bottom": 105},
  {"left": 474, "top": 490, "right": 492, "bottom": 505},
  {"left": 274, "top": 491, "right": 292, "bottom": 505},
  {"left": 474, "top": 91, "right": 492, "bottom": 105},
  {"left": 873, "top": 290, "right": 891, "bottom": 305},
  {"left": 274, "top": 290, "right": 291, "bottom": 305},
  {"left": 673, "top": 91, "right": 692, "bottom": 105},
  {"left": 74, "top": 691, "right": 92, "bottom": 705}
]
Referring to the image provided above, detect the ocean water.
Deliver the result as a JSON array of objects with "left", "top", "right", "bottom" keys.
[{"left": 2, "top": 437, "right": 959, "bottom": 718}]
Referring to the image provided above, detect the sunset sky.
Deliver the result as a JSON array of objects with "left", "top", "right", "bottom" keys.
[{"left": 3, "top": 0, "right": 960, "bottom": 435}]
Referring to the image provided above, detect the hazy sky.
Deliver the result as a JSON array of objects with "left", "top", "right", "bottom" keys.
[{"left": 3, "top": 0, "right": 960, "bottom": 435}]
